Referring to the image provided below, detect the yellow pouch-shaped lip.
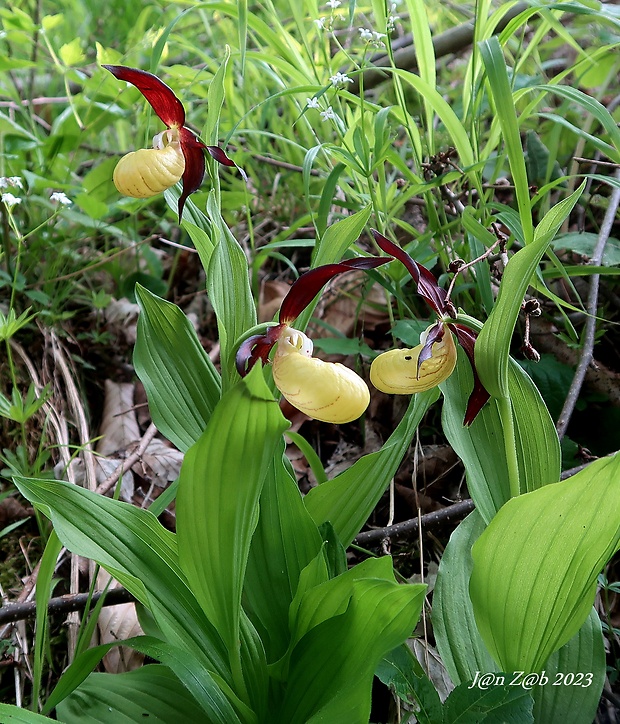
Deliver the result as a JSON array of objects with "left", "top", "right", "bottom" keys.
[
  {"left": 272, "top": 329, "right": 370, "bottom": 424},
  {"left": 113, "top": 143, "right": 185, "bottom": 199},
  {"left": 370, "top": 330, "right": 457, "bottom": 394}
]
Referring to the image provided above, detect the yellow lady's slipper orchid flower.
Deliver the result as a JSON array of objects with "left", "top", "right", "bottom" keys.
[
  {"left": 272, "top": 327, "right": 370, "bottom": 424},
  {"left": 236, "top": 257, "right": 391, "bottom": 424},
  {"left": 370, "top": 324, "right": 457, "bottom": 394},
  {"left": 104, "top": 65, "right": 242, "bottom": 220},
  {"left": 371, "top": 231, "right": 490, "bottom": 425}
]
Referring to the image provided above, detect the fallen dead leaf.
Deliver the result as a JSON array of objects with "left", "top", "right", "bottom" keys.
[{"left": 94, "top": 569, "right": 144, "bottom": 673}]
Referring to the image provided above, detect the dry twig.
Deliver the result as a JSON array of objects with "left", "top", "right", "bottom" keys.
[{"left": 556, "top": 168, "right": 620, "bottom": 439}]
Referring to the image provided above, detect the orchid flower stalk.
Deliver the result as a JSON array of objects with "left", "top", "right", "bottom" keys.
[
  {"left": 104, "top": 65, "right": 240, "bottom": 220},
  {"left": 369, "top": 230, "right": 490, "bottom": 425},
  {"left": 236, "top": 257, "right": 389, "bottom": 424}
]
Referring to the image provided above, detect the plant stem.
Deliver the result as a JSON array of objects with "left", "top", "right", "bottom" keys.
[{"left": 497, "top": 395, "right": 520, "bottom": 498}]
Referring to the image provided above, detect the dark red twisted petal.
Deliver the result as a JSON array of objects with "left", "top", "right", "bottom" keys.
[
  {"left": 279, "top": 257, "right": 391, "bottom": 325},
  {"left": 206, "top": 146, "right": 236, "bottom": 167},
  {"left": 103, "top": 65, "right": 186, "bottom": 128},
  {"left": 206, "top": 146, "right": 248, "bottom": 182},
  {"left": 177, "top": 127, "right": 206, "bottom": 220},
  {"left": 417, "top": 322, "right": 445, "bottom": 377},
  {"left": 371, "top": 230, "right": 447, "bottom": 316},
  {"left": 236, "top": 325, "right": 284, "bottom": 377},
  {"left": 449, "top": 323, "right": 491, "bottom": 426}
]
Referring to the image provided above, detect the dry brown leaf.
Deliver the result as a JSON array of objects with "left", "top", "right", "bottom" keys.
[
  {"left": 410, "top": 638, "right": 454, "bottom": 703},
  {"left": 258, "top": 280, "right": 291, "bottom": 323},
  {"left": 104, "top": 298, "right": 140, "bottom": 345},
  {"left": 133, "top": 439, "right": 183, "bottom": 488},
  {"left": 97, "top": 381, "right": 140, "bottom": 456},
  {"left": 94, "top": 569, "right": 144, "bottom": 673},
  {"left": 57, "top": 457, "right": 135, "bottom": 502}
]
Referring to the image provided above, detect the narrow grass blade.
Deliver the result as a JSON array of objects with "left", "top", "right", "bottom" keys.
[{"left": 479, "top": 36, "right": 533, "bottom": 244}]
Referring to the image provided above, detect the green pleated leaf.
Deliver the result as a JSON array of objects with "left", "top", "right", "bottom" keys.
[
  {"left": 55, "top": 665, "right": 207, "bottom": 723},
  {"left": 532, "top": 609, "right": 606, "bottom": 724},
  {"left": 475, "top": 182, "right": 585, "bottom": 399},
  {"left": 205, "top": 46, "right": 230, "bottom": 148},
  {"left": 442, "top": 337, "right": 560, "bottom": 521},
  {"left": 12, "top": 476, "right": 229, "bottom": 684},
  {"left": 244, "top": 442, "right": 323, "bottom": 663},
  {"left": 0, "top": 705, "right": 55, "bottom": 723},
  {"left": 441, "top": 356, "right": 511, "bottom": 522},
  {"left": 376, "top": 645, "right": 442, "bottom": 724},
  {"left": 433, "top": 510, "right": 496, "bottom": 685},
  {"left": 288, "top": 556, "right": 396, "bottom": 648},
  {"left": 443, "top": 681, "right": 534, "bottom": 723},
  {"left": 176, "top": 364, "right": 289, "bottom": 656},
  {"left": 45, "top": 636, "right": 248, "bottom": 723},
  {"left": 304, "top": 389, "right": 438, "bottom": 546},
  {"left": 311, "top": 205, "right": 372, "bottom": 268},
  {"left": 432, "top": 511, "right": 604, "bottom": 723},
  {"left": 470, "top": 453, "right": 620, "bottom": 673},
  {"left": 134, "top": 285, "right": 221, "bottom": 452},
  {"left": 278, "top": 574, "right": 426, "bottom": 723},
  {"left": 205, "top": 192, "right": 257, "bottom": 391}
]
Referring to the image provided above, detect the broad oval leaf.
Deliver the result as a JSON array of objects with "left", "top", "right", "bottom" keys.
[
  {"left": 55, "top": 664, "right": 208, "bottom": 723},
  {"left": 244, "top": 441, "right": 323, "bottom": 663},
  {"left": 12, "top": 476, "right": 230, "bottom": 684},
  {"left": 279, "top": 576, "right": 426, "bottom": 723},
  {"left": 0, "top": 704, "right": 56, "bottom": 723},
  {"left": 176, "top": 364, "right": 289, "bottom": 655},
  {"left": 442, "top": 337, "right": 560, "bottom": 521},
  {"left": 532, "top": 609, "right": 606, "bottom": 724},
  {"left": 470, "top": 453, "right": 620, "bottom": 673},
  {"left": 433, "top": 510, "right": 496, "bottom": 685},
  {"left": 475, "top": 182, "right": 585, "bottom": 399}
]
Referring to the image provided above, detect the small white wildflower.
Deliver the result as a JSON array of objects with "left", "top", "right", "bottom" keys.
[
  {"left": 306, "top": 97, "right": 321, "bottom": 109},
  {"left": 373, "top": 32, "right": 387, "bottom": 41},
  {"left": 0, "top": 177, "right": 23, "bottom": 189},
  {"left": 1, "top": 193, "right": 22, "bottom": 207},
  {"left": 320, "top": 106, "right": 336, "bottom": 122},
  {"left": 326, "top": 0, "right": 341, "bottom": 7},
  {"left": 359, "top": 28, "right": 373, "bottom": 41},
  {"left": 50, "top": 191, "right": 72, "bottom": 206},
  {"left": 314, "top": 17, "right": 326, "bottom": 29},
  {"left": 329, "top": 72, "right": 353, "bottom": 87}
]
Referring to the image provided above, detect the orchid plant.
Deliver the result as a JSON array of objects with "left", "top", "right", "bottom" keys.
[
  {"left": 104, "top": 65, "right": 241, "bottom": 219},
  {"left": 236, "top": 256, "right": 389, "bottom": 423},
  {"left": 369, "top": 231, "right": 490, "bottom": 426},
  {"left": 4, "top": 29, "right": 620, "bottom": 723}
]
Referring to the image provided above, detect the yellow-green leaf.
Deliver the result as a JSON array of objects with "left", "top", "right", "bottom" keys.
[{"left": 470, "top": 453, "right": 620, "bottom": 673}]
